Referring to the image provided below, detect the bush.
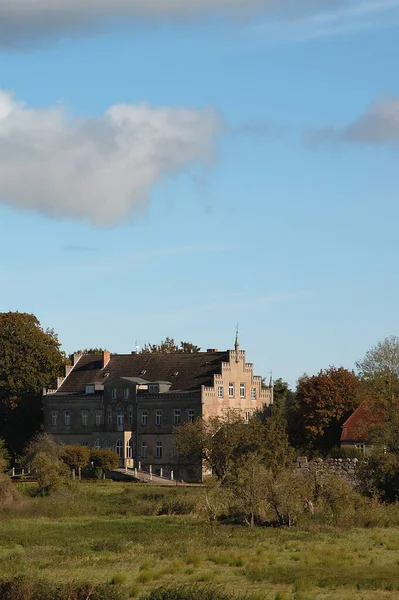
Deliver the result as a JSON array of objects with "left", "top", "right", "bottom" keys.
[
  {"left": 61, "top": 445, "right": 90, "bottom": 474},
  {"left": 0, "top": 577, "right": 125, "bottom": 600},
  {"left": 329, "top": 446, "right": 364, "bottom": 459},
  {"left": 90, "top": 449, "right": 119, "bottom": 478},
  {"left": 140, "top": 585, "right": 250, "bottom": 600},
  {"left": 0, "top": 475, "right": 19, "bottom": 507}
]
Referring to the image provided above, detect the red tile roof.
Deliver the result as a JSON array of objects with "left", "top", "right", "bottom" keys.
[{"left": 340, "top": 399, "right": 385, "bottom": 442}]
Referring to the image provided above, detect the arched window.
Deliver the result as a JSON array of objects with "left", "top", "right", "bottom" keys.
[
  {"left": 107, "top": 406, "right": 112, "bottom": 426},
  {"left": 128, "top": 405, "right": 133, "bottom": 426},
  {"left": 94, "top": 438, "right": 101, "bottom": 449},
  {"left": 104, "top": 439, "right": 112, "bottom": 449},
  {"left": 115, "top": 439, "right": 123, "bottom": 458},
  {"left": 126, "top": 438, "right": 134, "bottom": 459}
]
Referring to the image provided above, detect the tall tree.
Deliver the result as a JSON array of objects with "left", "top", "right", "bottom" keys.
[
  {"left": 139, "top": 337, "right": 200, "bottom": 354},
  {"left": 0, "top": 312, "right": 65, "bottom": 455},
  {"left": 356, "top": 335, "right": 399, "bottom": 400},
  {"left": 292, "top": 367, "right": 361, "bottom": 454}
]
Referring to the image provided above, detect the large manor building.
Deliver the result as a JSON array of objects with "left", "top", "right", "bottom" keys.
[{"left": 43, "top": 337, "right": 272, "bottom": 481}]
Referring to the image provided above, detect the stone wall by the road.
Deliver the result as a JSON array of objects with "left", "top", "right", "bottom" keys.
[{"left": 296, "top": 457, "right": 360, "bottom": 486}]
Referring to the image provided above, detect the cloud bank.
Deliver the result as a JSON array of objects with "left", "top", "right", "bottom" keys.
[
  {"left": 0, "top": 91, "right": 222, "bottom": 225},
  {"left": 0, "top": 0, "right": 343, "bottom": 46},
  {"left": 307, "top": 97, "right": 399, "bottom": 145}
]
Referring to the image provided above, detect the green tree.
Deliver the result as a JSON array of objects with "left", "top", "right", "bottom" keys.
[
  {"left": 140, "top": 338, "right": 200, "bottom": 354},
  {"left": 174, "top": 408, "right": 293, "bottom": 483},
  {"left": 90, "top": 448, "right": 119, "bottom": 479},
  {"left": 0, "top": 312, "right": 65, "bottom": 455},
  {"left": 22, "top": 433, "right": 68, "bottom": 494},
  {"left": 0, "top": 439, "right": 10, "bottom": 473},
  {"left": 291, "top": 367, "right": 361, "bottom": 454},
  {"left": 356, "top": 335, "right": 399, "bottom": 398},
  {"left": 61, "top": 445, "right": 90, "bottom": 476}
]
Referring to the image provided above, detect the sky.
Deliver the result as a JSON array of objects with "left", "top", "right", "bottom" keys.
[{"left": 1, "top": 0, "right": 399, "bottom": 386}]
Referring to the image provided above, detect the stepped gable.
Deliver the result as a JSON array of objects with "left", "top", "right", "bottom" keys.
[
  {"left": 340, "top": 399, "right": 385, "bottom": 443},
  {"left": 57, "top": 351, "right": 229, "bottom": 394}
]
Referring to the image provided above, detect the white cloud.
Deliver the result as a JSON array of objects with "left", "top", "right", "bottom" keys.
[
  {"left": 0, "top": 0, "right": 342, "bottom": 46},
  {"left": 306, "top": 97, "right": 399, "bottom": 145},
  {"left": 248, "top": 0, "right": 399, "bottom": 43},
  {"left": 0, "top": 91, "right": 222, "bottom": 225}
]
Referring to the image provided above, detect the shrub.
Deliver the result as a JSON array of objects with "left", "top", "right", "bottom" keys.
[
  {"left": 329, "top": 446, "right": 364, "bottom": 459},
  {"left": 0, "top": 577, "right": 125, "bottom": 600},
  {"left": 0, "top": 475, "right": 19, "bottom": 507},
  {"left": 140, "top": 585, "right": 250, "bottom": 600},
  {"left": 61, "top": 445, "right": 90, "bottom": 474},
  {"left": 90, "top": 449, "right": 119, "bottom": 478}
]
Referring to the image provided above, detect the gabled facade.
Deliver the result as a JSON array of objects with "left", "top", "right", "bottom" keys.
[{"left": 43, "top": 339, "right": 272, "bottom": 481}]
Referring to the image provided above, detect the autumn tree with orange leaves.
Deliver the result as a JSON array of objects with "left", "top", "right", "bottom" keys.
[{"left": 290, "top": 367, "right": 361, "bottom": 455}]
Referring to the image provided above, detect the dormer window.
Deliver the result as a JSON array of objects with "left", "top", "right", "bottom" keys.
[
  {"left": 172, "top": 371, "right": 179, "bottom": 376},
  {"left": 149, "top": 384, "right": 159, "bottom": 394},
  {"left": 140, "top": 370, "right": 147, "bottom": 376},
  {"left": 85, "top": 385, "right": 95, "bottom": 395}
]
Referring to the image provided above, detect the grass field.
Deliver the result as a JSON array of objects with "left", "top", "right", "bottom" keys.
[{"left": 1, "top": 482, "right": 399, "bottom": 599}]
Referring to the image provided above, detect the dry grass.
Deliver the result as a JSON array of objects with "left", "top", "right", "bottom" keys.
[{"left": 1, "top": 482, "right": 399, "bottom": 599}]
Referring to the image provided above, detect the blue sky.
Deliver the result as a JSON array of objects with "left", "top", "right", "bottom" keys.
[{"left": 0, "top": 0, "right": 398, "bottom": 386}]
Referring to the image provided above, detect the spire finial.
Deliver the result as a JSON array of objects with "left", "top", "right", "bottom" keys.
[{"left": 235, "top": 324, "right": 239, "bottom": 361}]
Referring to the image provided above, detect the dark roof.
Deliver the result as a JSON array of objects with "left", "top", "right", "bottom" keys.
[
  {"left": 56, "top": 351, "right": 229, "bottom": 395},
  {"left": 340, "top": 399, "right": 385, "bottom": 443}
]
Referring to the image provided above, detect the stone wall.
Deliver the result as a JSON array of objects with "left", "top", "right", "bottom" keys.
[{"left": 296, "top": 456, "right": 360, "bottom": 487}]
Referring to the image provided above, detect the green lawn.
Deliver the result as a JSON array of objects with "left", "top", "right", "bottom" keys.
[{"left": 1, "top": 482, "right": 399, "bottom": 599}]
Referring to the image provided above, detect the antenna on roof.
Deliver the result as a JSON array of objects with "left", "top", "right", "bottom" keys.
[{"left": 235, "top": 323, "right": 240, "bottom": 362}]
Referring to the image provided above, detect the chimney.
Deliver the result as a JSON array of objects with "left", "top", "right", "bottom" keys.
[
  {"left": 73, "top": 351, "right": 83, "bottom": 365},
  {"left": 102, "top": 351, "right": 111, "bottom": 367}
]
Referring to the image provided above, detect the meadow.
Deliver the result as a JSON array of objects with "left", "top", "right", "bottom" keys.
[{"left": 1, "top": 482, "right": 399, "bottom": 600}]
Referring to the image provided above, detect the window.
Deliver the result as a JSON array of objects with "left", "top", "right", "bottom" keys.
[
  {"left": 141, "top": 410, "right": 148, "bottom": 426},
  {"left": 117, "top": 410, "right": 124, "bottom": 430},
  {"left": 107, "top": 406, "right": 112, "bottom": 426},
  {"left": 149, "top": 384, "right": 159, "bottom": 394},
  {"left": 217, "top": 386, "right": 223, "bottom": 398},
  {"left": 95, "top": 410, "right": 102, "bottom": 426},
  {"left": 81, "top": 410, "right": 88, "bottom": 426},
  {"left": 94, "top": 439, "right": 101, "bottom": 449},
  {"left": 141, "top": 442, "right": 147, "bottom": 458},
  {"left": 51, "top": 411, "right": 58, "bottom": 426},
  {"left": 174, "top": 410, "right": 181, "bottom": 425},
  {"left": 228, "top": 383, "right": 235, "bottom": 398},
  {"left": 156, "top": 410, "right": 162, "bottom": 426},
  {"left": 240, "top": 383, "right": 246, "bottom": 398},
  {"left": 245, "top": 410, "right": 251, "bottom": 424},
  {"left": 104, "top": 439, "right": 112, "bottom": 449},
  {"left": 251, "top": 387, "right": 257, "bottom": 400},
  {"left": 128, "top": 406, "right": 133, "bottom": 426},
  {"left": 126, "top": 438, "right": 134, "bottom": 459},
  {"left": 85, "top": 384, "right": 95, "bottom": 394},
  {"left": 188, "top": 409, "right": 195, "bottom": 423},
  {"left": 64, "top": 411, "right": 71, "bottom": 426},
  {"left": 115, "top": 439, "right": 123, "bottom": 458},
  {"left": 111, "top": 388, "right": 117, "bottom": 400},
  {"left": 156, "top": 441, "right": 163, "bottom": 459},
  {"left": 124, "top": 388, "right": 129, "bottom": 400}
]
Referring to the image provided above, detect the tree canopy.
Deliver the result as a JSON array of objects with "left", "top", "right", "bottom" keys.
[
  {"left": 0, "top": 312, "right": 65, "bottom": 455},
  {"left": 139, "top": 337, "right": 201, "bottom": 354},
  {"left": 356, "top": 335, "right": 399, "bottom": 400},
  {"left": 291, "top": 367, "right": 361, "bottom": 454}
]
